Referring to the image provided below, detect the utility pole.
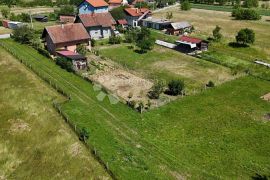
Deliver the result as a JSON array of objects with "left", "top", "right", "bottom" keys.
[{"left": 29, "top": 11, "right": 33, "bottom": 29}]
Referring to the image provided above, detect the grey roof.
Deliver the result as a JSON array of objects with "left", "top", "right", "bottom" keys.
[{"left": 170, "top": 21, "right": 191, "bottom": 30}]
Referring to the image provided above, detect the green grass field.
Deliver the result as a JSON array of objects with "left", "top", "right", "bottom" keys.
[
  {"left": 1, "top": 39, "right": 269, "bottom": 179},
  {"left": 0, "top": 47, "right": 110, "bottom": 179},
  {"left": 99, "top": 44, "right": 236, "bottom": 91}
]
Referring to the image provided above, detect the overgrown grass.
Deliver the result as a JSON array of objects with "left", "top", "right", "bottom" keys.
[
  {"left": 0, "top": 47, "right": 110, "bottom": 179},
  {"left": 1, "top": 39, "right": 270, "bottom": 179}
]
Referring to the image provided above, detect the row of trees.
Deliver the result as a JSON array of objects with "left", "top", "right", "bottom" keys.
[
  {"left": 232, "top": 8, "right": 261, "bottom": 20},
  {"left": 190, "top": 0, "right": 259, "bottom": 7},
  {"left": 0, "top": 0, "right": 82, "bottom": 7}
]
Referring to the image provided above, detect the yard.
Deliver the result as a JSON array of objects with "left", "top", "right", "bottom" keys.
[
  {"left": 99, "top": 44, "right": 237, "bottom": 92},
  {"left": 1, "top": 39, "right": 270, "bottom": 179},
  {"left": 153, "top": 7, "right": 270, "bottom": 64},
  {"left": 0, "top": 47, "right": 110, "bottom": 179}
]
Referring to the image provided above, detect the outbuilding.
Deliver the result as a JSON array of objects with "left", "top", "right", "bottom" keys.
[
  {"left": 166, "top": 21, "right": 192, "bottom": 35},
  {"left": 33, "top": 14, "right": 48, "bottom": 22},
  {"left": 175, "top": 36, "right": 208, "bottom": 53},
  {"left": 8, "top": 21, "right": 24, "bottom": 29},
  {"left": 142, "top": 17, "right": 171, "bottom": 30},
  {"left": 56, "top": 50, "right": 88, "bottom": 70}
]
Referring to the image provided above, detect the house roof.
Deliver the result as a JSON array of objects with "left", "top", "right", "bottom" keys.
[
  {"left": 60, "top": 15, "right": 76, "bottom": 23},
  {"left": 142, "top": 17, "right": 171, "bottom": 24},
  {"left": 78, "top": 12, "right": 116, "bottom": 28},
  {"left": 124, "top": 8, "right": 150, "bottom": 17},
  {"left": 42, "top": 23, "right": 90, "bottom": 45},
  {"left": 33, "top": 14, "right": 47, "bottom": 19},
  {"left": 109, "top": 0, "right": 122, "bottom": 4},
  {"left": 170, "top": 21, "right": 191, "bottom": 30},
  {"left": 179, "top": 36, "right": 202, "bottom": 44},
  {"left": 117, "top": 19, "right": 128, "bottom": 25},
  {"left": 84, "top": 0, "right": 108, "bottom": 7},
  {"left": 57, "top": 50, "right": 86, "bottom": 60}
]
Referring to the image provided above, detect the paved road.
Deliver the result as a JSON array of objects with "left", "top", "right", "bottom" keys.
[{"left": 0, "top": 34, "right": 11, "bottom": 39}]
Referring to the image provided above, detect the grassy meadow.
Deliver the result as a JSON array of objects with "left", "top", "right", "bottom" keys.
[
  {"left": 99, "top": 44, "right": 236, "bottom": 91},
  {"left": 1, "top": 39, "right": 269, "bottom": 179},
  {"left": 0, "top": 47, "right": 110, "bottom": 179},
  {"left": 153, "top": 7, "right": 270, "bottom": 64}
]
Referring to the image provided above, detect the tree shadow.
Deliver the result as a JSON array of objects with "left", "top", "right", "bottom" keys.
[
  {"left": 228, "top": 42, "right": 249, "bottom": 48},
  {"left": 134, "top": 49, "right": 146, "bottom": 54},
  {"left": 251, "top": 173, "right": 269, "bottom": 180}
]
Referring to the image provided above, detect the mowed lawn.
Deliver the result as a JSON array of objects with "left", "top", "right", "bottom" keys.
[
  {"left": 153, "top": 8, "right": 270, "bottom": 63},
  {"left": 1, "top": 39, "right": 270, "bottom": 179},
  {"left": 99, "top": 44, "right": 235, "bottom": 91},
  {"left": 0, "top": 47, "right": 110, "bottom": 179}
]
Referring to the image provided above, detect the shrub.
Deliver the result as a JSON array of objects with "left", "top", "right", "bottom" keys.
[
  {"left": 91, "top": 39, "right": 96, "bottom": 47},
  {"left": 148, "top": 81, "right": 165, "bottom": 99},
  {"left": 109, "top": 35, "right": 122, "bottom": 44},
  {"left": 167, "top": 80, "right": 185, "bottom": 96},
  {"left": 212, "top": 25, "right": 222, "bottom": 42},
  {"left": 55, "top": 57, "right": 74, "bottom": 72},
  {"left": 181, "top": 0, "right": 191, "bottom": 11},
  {"left": 232, "top": 8, "right": 261, "bottom": 20},
  {"left": 12, "top": 26, "right": 35, "bottom": 44},
  {"left": 76, "top": 44, "right": 87, "bottom": 55},
  {"left": 1, "top": 7, "right": 10, "bottom": 18},
  {"left": 206, "top": 81, "right": 215, "bottom": 87},
  {"left": 236, "top": 28, "right": 255, "bottom": 45},
  {"left": 243, "top": 0, "right": 258, "bottom": 8},
  {"left": 79, "top": 127, "right": 89, "bottom": 141}
]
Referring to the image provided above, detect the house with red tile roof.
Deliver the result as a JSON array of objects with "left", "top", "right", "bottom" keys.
[
  {"left": 78, "top": 0, "right": 109, "bottom": 14},
  {"left": 41, "top": 23, "right": 91, "bottom": 55},
  {"left": 124, "top": 8, "right": 151, "bottom": 27},
  {"left": 75, "top": 13, "right": 116, "bottom": 39}
]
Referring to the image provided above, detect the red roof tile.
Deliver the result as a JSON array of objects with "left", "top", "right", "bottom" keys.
[
  {"left": 124, "top": 8, "right": 150, "bottom": 17},
  {"left": 85, "top": 0, "right": 108, "bottom": 7},
  {"left": 179, "top": 36, "right": 202, "bottom": 44},
  {"left": 59, "top": 15, "right": 76, "bottom": 23},
  {"left": 42, "top": 23, "right": 90, "bottom": 44},
  {"left": 78, "top": 13, "right": 116, "bottom": 27},
  {"left": 117, "top": 19, "right": 128, "bottom": 25},
  {"left": 109, "top": 0, "right": 122, "bottom": 4}
]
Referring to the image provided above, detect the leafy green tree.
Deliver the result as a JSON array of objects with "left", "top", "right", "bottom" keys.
[
  {"left": 181, "top": 0, "right": 191, "bottom": 11},
  {"left": 0, "top": 0, "right": 16, "bottom": 7},
  {"left": 136, "top": 27, "right": 155, "bottom": 53},
  {"left": 212, "top": 25, "right": 222, "bottom": 41},
  {"left": 76, "top": 44, "right": 87, "bottom": 55},
  {"left": 1, "top": 7, "right": 10, "bottom": 18},
  {"left": 236, "top": 28, "right": 255, "bottom": 45},
  {"left": 232, "top": 8, "right": 261, "bottom": 20},
  {"left": 56, "top": 57, "right": 74, "bottom": 72},
  {"left": 243, "top": 0, "right": 258, "bottom": 8},
  {"left": 110, "top": 6, "right": 127, "bottom": 20},
  {"left": 124, "top": 28, "right": 139, "bottom": 43},
  {"left": 12, "top": 26, "right": 35, "bottom": 44},
  {"left": 109, "top": 35, "right": 122, "bottom": 44},
  {"left": 135, "top": 1, "right": 149, "bottom": 8},
  {"left": 167, "top": 80, "right": 185, "bottom": 96},
  {"left": 55, "top": 5, "right": 76, "bottom": 16}
]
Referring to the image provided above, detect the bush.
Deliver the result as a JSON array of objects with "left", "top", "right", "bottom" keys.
[
  {"left": 12, "top": 26, "right": 35, "bottom": 44},
  {"left": 236, "top": 28, "right": 255, "bottom": 45},
  {"left": 55, "top": 57, "right": 74, "bottom": 72},
  {"left": 91, "top": 39, "right": 96, "bottom": 47},
  {"left": 206, "top": 81, "right": 215, "bottom": 87},
  {"left": 243, "top": 0, "right": 258, "bottom": 8},
  {"left": 148, "top": 81, "right": 165, "bottom": 99},
  {"left": 181, "top": 0, "right": 191, "bottom": 11},
  {"left": 109, "top": 35, "right": 122, "bottom": 44},
  {"left": 212, "top": 25, "right": 222, "bottom": 42},
  {"left": 79, "top": 127, "right": 89, "bottom": 141},
  {"left": 167, "top": 80, "right": 185, "bottom": 96},
  {"left": 1, "top": 7, "right": 10, "bottom": 18},
  {"left": 76, "top": 44, "right": 87, "bottom": 55},
  {"left": 232, "top": 8, "right": 261, "bottom": 20}
]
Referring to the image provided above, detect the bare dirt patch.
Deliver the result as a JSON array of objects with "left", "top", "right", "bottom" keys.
[
  {"left": 8, "top": 119, "right": 31, "bottom": 134},
  {"left": 90, "top": 69, "right": 153, "bottom": 103},
  {"left": 68, "top": 142, "right": 82, "bottom": 157},
  {"left": 261, "top": 93, "right": 270, "bottom": 101}
]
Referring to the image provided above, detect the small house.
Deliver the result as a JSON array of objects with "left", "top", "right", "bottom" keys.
[
  {"left": 166, "top": 21, "right": 192, "bottom": 35},
  {"left": 124, "top": 8, "right": 151, "bottom": 27},
  {"left": 76, "top": 13, "right": 116, "bottom": 39},
  {"left": 59, "top": 15, "right": 76, "bottom": 24},
  {"left": 56, "top": 50, "right": 88, "bottom": 70},
  {"left": 142, "top": 17, "right": 171, "bottom": 30},
  {"left": 175, "top": 36, "right": 208, "bottom": 53},
  {"left": 41, "top": 23, "right": 91, "bottom": 55},
  {"left": 78, "top": 0, "right": 109, "bottom": 14},
  {"left": 33, "top": 14, "right": 48, "bottom": 22},
  {"left": 108, "top": 0, "right": 128, "bottom": 9}
]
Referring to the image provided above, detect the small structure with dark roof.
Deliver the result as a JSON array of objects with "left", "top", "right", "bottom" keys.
[
  {"left": 142, "top": 17, "right": 171, "bottom": 30},
  {"left": 76, "top": 12, "right": 116, "bottom": 39},
  {"left": 166, "top": 21, "right": 192, "bottom": 35},
  {"left": 57, "top": 50, "right": 88, "bottom": 70},
  {"left": 78, "top": 0, "right": 109, "bottom": 14},
  {"left": 33, "top": 14, "right": 48, "bottom": 22},
  {"left": 41, "top": 23, "right": 91, "bottom": 55},
  {"left": 175, "top": 36, "right": 208, "bottom": 53},
  {"left": 124, "top": 8, "right": 151, "bottom": 27}
]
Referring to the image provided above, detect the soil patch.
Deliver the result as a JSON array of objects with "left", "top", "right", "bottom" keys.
[
  {"left": 8, "top": 119, "right": 31, "bottom": 134},
  {"left": 68, "top": 142, "right": 82, "bottom": 157},
  {"left": 261, "top": 93, "right": 270, "bottom": 101}
]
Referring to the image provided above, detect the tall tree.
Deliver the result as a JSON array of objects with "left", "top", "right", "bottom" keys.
[{"left": 236, "top": 28, "right": 255, "bottom": 45}]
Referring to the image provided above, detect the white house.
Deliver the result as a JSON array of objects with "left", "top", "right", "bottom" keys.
[{"left": 124, "top": 8, "right": 151, "bottom": 27}]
